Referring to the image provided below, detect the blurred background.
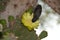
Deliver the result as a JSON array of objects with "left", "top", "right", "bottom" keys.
[
  {"left": 35, "top": 0, "right": 60, "bottom": 40},
  {"left": 0, "top": 0, "right": 60, "bottom": 40}
]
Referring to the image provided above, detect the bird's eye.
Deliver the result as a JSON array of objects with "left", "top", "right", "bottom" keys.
[{"left": 32, "top": 4, "right": 42, "bottom": 22}]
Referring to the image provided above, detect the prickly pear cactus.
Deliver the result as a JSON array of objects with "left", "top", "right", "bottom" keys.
[
  {"left": 8, "top": 16, "right": 48, "bottom": 40},
  {"left": 9, "top": 17, "right": 39, "bottom": 40},
  {"left": 0, "top": 15, "right": 48, "bottom": 40}
]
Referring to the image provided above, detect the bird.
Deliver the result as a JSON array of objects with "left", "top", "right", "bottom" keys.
[
  {"left": 21, "top": 4, "right": 42, "bottom": 30},
  {"left": 32, "top": 4, "right": 42, "bottom": 22}
]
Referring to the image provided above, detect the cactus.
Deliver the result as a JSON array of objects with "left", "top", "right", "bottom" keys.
[
  {"left": 39, "top": 31, "right": 48, "bottom": 39},
  {"left": 0, "top": 19, "right": 7, "bottom": 30},
  {"left": 8, "top": 16, "right": 15, "bottom": 21},
  {"left": 10, "top": 17, "right": 48, "bottom": 40},
  {"left": 10, "top": 17, "right": 39, "bottom": 40},
  {"left": 0, "top": 16, "right": 48, "bottom": 40}
]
